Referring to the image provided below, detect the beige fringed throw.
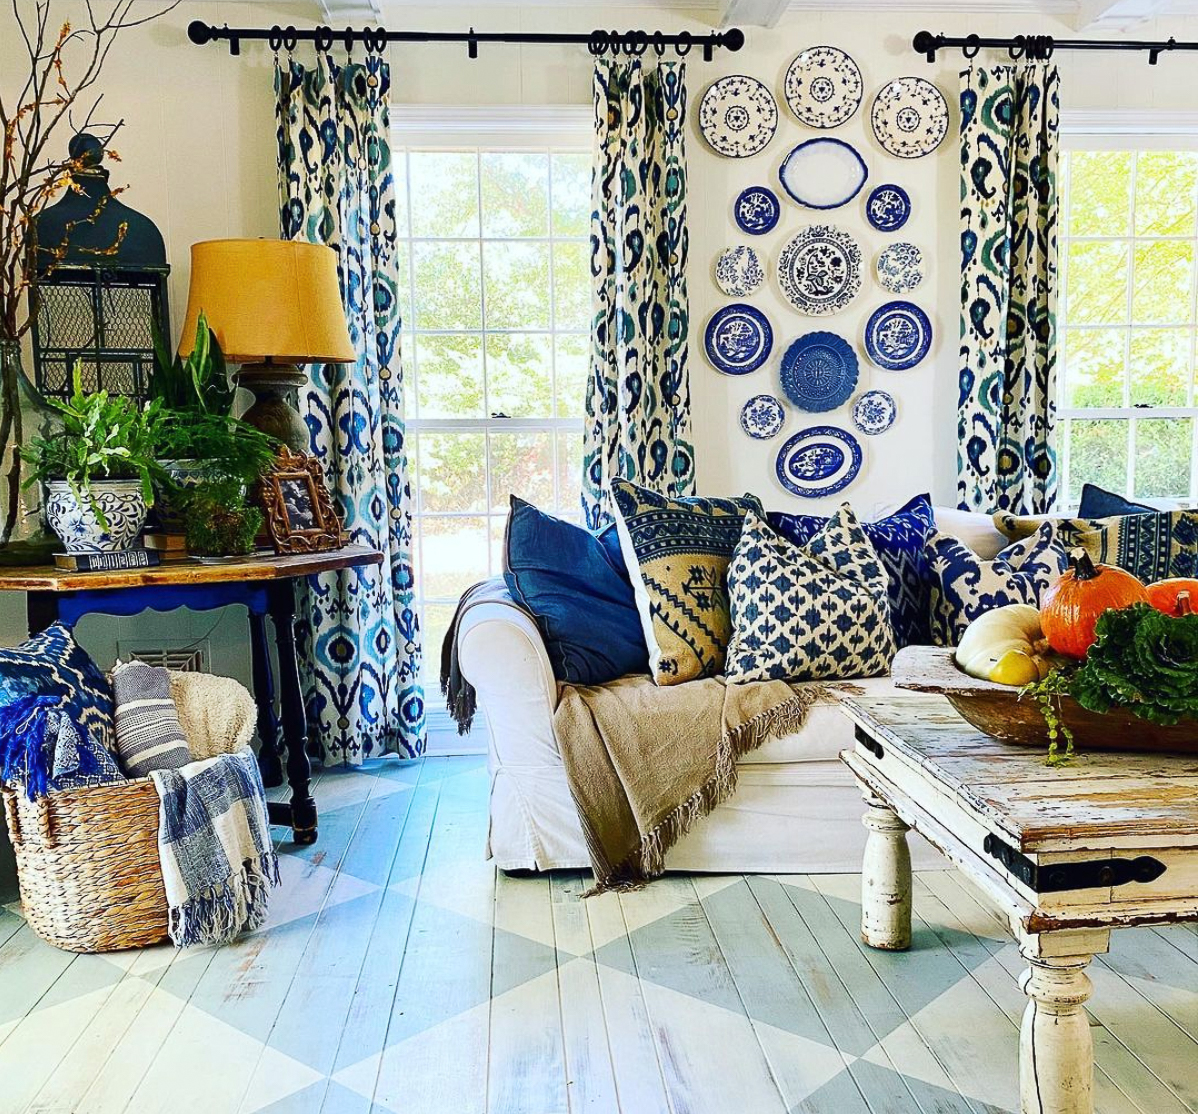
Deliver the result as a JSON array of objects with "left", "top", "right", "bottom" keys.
[{"left": 555, "top": 675, "right": 840, "bottom": 894}]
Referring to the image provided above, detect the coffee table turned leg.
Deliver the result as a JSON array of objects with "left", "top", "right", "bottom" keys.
[{"left": 860, "top": 790, "right": 912, "bottom": 950}]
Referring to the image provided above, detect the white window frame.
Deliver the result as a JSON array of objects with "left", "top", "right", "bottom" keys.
[
  {"left": 392, "top": 105, "right": 591, "bottom": 746},
  {"left": 1058, "top": 110, "right": 1198, "bottom": 506}
]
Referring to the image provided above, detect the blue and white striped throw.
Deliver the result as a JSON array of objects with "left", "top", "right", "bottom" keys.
[{"left": 111, "top": 660, "right": 191, "bottom": 777}]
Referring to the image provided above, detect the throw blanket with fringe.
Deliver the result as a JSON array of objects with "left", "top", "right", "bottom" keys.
[
  {"left": 555, "top": 675, "right": 841, "bottom": 894},
  {"left": 150, "top": 750, "right": 279, "bottom": 947}
]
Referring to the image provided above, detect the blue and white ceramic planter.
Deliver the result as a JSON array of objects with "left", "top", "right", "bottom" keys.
[{"left": 45, "top": 479, "right": 148, "bottom": 554}]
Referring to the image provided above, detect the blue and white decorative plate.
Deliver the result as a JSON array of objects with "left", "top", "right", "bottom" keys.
[
  {"left": 783, "top": 46, "right": 863, "bottom": 129},
  {"left": 699, "top": 75, "right": 778, "bottom": 159},
  {"left": 876, "top": 242, "right": 923, "bottom": 294},
  {"left": 852, "top": 390, "right": 897, "bottom": 435},
  {"left": 776, "top": 425, "right": 863, "bottom": 498},
  {"left": 734, "top": 186, "right": 781, "bottom": 235},
  {"left": 863, "top": 301, "right": 933, "bottom": 371},
  {"left": 779, "top": 332, "right": 859, "bottom": 412},
  {"left": 740, "top": 394, "right": 786, "bottom": 440},
  {"left": 778, "top": 137, "right": 868, "bottom": 210},
  {"left": 864, "top": 184, "right": 911, "bottom": 232},
  {"left": 777, "top": 225, "right": 863, "bottom": 316},
  {"left": 871, "top": 77, "right": 949, "bottom": 159},
  {"left": 704, "top": 303, "right": 774, "bottom": 375},
  {"left": 715, "top": 245, "right": 765, "bottom": 297}
]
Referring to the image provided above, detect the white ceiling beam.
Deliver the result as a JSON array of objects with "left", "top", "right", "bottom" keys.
[
  {"left": 1073, "top": 0, "right": 1177, "bottom": 31},
  {"left": 318, "top": 0, "right": 382, "bottom": 22},
  {"left": 719, "top": 0, "right": 790, "bottom": 29}
]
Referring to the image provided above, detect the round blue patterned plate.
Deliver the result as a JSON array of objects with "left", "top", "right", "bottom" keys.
[
  {"left": 699, "top": 75, "right": 778, "bottom": 159},
  {"left": 734, "top": 186, "right": 781, "bottom": 235},
  {"left": 863, "top": 301, "right": 932, "bottom": 371},
  {"left": 777, "top": 225, "right": 863, "bottom": 316},
  {"left": 779, "top": 331, "right": 859, "bottom": 412},
  {"left": 740, "top": 394, "right": 786, "bottom": 440},
  {"left": 715, "top": 245, "right": 765, "bottom": 297},
  {"left": 704, "top": 303, "right": 774, "bottom": 375},
  {"left": 784, "top": 45, "right": 863, "bottom": 129},
  {"left": 776, "top": 425, "right": 863, "bottom": 498},
  {"left": 778, "top": 137, "right": 868, "bottom": 210},
  {"left": 871, "top": 77, "right": 949, "bottom": 159},
  {"left": 876, "top": 242, "right": 923, "bottom": 294},
  {"left": 864, "top": 183, "right": 911, "bottom": 232},
  {"left": 852, "top": 390, "right": 897, "bottom": 435}
]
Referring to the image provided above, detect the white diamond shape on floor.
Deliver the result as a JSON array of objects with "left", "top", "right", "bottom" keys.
[
  {"left": 391, "top": 856, "right": 496, "bottom": 933},
  {"left": 258, "top": 850, "right": 379, "bottom": 933},
  {"left": 313, "top": 766, "right": 415, "bottom": 814},
  {"left": 754, "top": 1018, "right": 858, "bottom": 1108}
]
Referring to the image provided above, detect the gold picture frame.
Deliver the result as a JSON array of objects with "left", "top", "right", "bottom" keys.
[{"left": 260, "top": 448, "right": 343, "bottom": 555}]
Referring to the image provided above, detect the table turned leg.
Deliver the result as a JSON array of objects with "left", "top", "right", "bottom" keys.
[
  {"left": 860, "top": 790, "right": 912, "bottom": 951},
  {"left": 249, "top": 610, "right": 283, "bottom": 789},
  {"left": 266, "top": 579, "right": 318, "bottom": 845}
]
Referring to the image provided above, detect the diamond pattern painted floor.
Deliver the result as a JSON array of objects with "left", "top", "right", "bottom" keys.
[{"left": 1, "top": 754, "right": 1196, "bottom": 1114}]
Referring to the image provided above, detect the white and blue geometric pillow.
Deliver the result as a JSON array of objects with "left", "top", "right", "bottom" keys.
[
  {"left": 768, "top": 494, "right": 936, "bottom": 648},
  {"left": 927, "top": 523, "right": 1068, "bottom": 646},
  {"left": 725, "top": 506, "right": 896, "bottom": 684}
]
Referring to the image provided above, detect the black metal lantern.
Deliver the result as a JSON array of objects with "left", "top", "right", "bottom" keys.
[{"left": 31, "top": 133, "right": 169, "bottom": 403}]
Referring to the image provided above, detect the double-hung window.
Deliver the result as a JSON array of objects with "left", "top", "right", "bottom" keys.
[
  {"left": 392, "top": 108, "right": 592, "bottom": 697},
  {"left": 1059, "top": 133, "right": 1198, "bottom": 505}
]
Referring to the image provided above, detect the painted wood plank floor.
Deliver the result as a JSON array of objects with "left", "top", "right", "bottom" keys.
[{"left": 1, "top": 754, "right": 1196, "bottom": 1114}]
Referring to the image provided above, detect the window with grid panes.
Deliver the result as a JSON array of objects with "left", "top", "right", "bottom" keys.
[
  {"left": 394, "top": 142, "right": 590, "bottom": 682},
  {"left": 1059, "top": 147, "right": 1198, "bottom": 506}
]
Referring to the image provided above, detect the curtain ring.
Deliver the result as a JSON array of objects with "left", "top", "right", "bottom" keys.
[
  {"left": 652, "top": 31, "right": 666, "bottom": 56},
  {"left": 626, "top": 30, "right": 648, "bottom": 56},
  {"left": 1009, "top": 34, "right": 1026, "bottom": 60},
  {"left": 268, "top": 24, "right": 283, "bottom": 52},
  {"left": 282, "top": 25, "right": 298, "bottom": 52},
  {"left": 343, "top": 25, "right": 355, "bottom": 53},
  {"left": 963, "top": 34, "right": 981, "bottom": 60},
  {"left": 674, "top": 30, "right": 692, "bottom": 56},
  {"left": 587, "top": 30, "right": 609, "bottom": 56},
  {"left": 314, "top": 25, "right": 333, "bottom": 52},
  {"left": 609, "top": 29, "right": 624, "bottom": 55}
]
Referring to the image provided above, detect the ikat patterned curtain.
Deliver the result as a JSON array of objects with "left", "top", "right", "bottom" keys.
[
  {"left": 275, "top": 54, "right": 424, "bottom": 762},
  {"left": 958, "top": 64, "right": 1061, "bottom": 514},
  {"left": 583, "top": 59, "right": 695, "bottom": 530}
]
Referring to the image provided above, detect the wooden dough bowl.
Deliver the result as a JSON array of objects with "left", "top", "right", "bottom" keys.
[{"left": 891, "top": 645, "right": 1198, "bottom": 755}]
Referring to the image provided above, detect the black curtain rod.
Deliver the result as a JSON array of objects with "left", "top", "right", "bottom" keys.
[
  {"left": 187, "top": 20, "right": 745, "bottom": 61},
  {"left": 913, "top": 30, "right": 1194, "bottom": 65}
]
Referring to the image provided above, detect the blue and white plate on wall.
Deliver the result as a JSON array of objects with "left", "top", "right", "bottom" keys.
[
  {"left": 870, "top": 77, "right": 949, "bottom": 159},
  {"left": 699, "top": 75, "right": 779, "bottom": 159},
  {"left": 715, "top": 245, "right": 765, "bottom": 297},
  {"left": 777, "top": 225, "right": 863, "bottom": 316},
  {"left": 734, "top": 186, "right": 781, "bottom": 235},
  {"left": 740, "top": 394, "right": 786, "bottom": 440},
  {"left": 783, "top": 45, "right": 863, "bottom": 129},
  {"left": 779, "top": 331, "right": 859, "bottom": 412},
  {"left": 852, "top": 390, "right": 897, "bottom": 435},
  {"left": 778, "top": 138, "right": 868, "bottom": 210},
  {"left": 705, "top": 303, "right": 774, "bottom": 375},
  {"left": 776, "top": 425, "right": 863, "bottom": 498},
  {"left": 863, "top": 301, "right": 933, "bottom": 371},
  {"left": 876, "top": 242, "right": 923, "bottom": 294},
  {"left": 864, "top": 183, "right": 911, "bottom": 232}
]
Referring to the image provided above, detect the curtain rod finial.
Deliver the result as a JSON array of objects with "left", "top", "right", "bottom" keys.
[{"left": 187, "top": 20, "right": 212, "bottom": 45}]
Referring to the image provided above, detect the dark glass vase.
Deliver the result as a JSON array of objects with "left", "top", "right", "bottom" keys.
[{"left": 0, "top": 337, "right": 60, "bottom": 566}]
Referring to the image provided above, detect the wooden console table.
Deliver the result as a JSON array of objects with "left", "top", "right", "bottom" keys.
[
  {"left": 0, "top": 545, "right": 383, "bottom": 845},
  {"left": 841, "top": 692, "right": 1198, "bottom": 1114}
]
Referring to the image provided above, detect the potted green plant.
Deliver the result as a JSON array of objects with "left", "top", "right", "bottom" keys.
[
  {"left": 183, "top": 480, "right": 264, "bottom": 561},
  {"left": 21, "top": 364, "right": 162, "bottom": 553}
]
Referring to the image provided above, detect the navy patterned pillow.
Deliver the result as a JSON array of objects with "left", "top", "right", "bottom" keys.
[
  {"left": 768, "top": 494, "right": 936, "bottom": 648},
  {"left": 725, "top": 506, "right": 896, "bottom": 683},
  {"left": 927, "top": 524, "right": 1068, "bottom": 646}
]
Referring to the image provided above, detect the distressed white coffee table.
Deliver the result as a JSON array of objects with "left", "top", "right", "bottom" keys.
[{"left": 840, "top": 692, "right": 1198, "bottom": 1114}]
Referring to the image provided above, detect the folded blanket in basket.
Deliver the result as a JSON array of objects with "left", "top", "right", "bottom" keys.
[{"left": 150, "top": 750, "right": 280, "bottom": 947}]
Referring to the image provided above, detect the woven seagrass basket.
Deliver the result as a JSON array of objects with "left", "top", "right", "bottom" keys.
[{"left": 1, "top": 670, "right": 258, "bottom": 953}]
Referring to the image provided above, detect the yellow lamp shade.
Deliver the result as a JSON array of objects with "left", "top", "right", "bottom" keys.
[{"left": 178, "top": 239, "right": 355, "bottom": 364}]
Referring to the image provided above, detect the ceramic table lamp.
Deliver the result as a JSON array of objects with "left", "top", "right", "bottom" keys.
[{"left": 178, "top": 239, "right": 355, "bottom": 451}]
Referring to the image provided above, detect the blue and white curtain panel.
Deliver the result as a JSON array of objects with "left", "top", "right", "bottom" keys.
[
  {"left": 583, "top": 59, "right": 696, "bottom": 530},
  {"left": 958, "top": 64, "right": 1061, "bottom": 515},
  {"left": 275, "top": 54, "right": 425, "bottom": 762}
]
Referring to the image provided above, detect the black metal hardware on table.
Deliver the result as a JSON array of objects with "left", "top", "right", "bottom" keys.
[
  {"left": 187, "top": 20, "right": 745, "bottom": 62},
  {"left": 913, "top": 29, "right": 1194, "bottom": 66},
  {"left": 983, "top": 832, "right": 1167, "bottom": 894}
]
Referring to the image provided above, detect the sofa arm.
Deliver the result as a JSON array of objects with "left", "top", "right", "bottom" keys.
[{"left": 457, "top": 591, "right": 561, "bottom": 763}]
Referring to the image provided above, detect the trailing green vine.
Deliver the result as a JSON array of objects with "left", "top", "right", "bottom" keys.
[{"left": 1020, "top": 668, "right": 1078, "bottom": 767}]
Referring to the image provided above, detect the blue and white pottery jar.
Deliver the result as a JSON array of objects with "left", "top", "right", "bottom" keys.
[{"left": 45, "top": 479, "right": 148, "bottom": 553}]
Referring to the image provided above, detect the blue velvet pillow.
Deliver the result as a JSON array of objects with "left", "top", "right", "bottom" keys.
[
  {"left": 768, "top": 494, "right": 937, "bottom": 647},
  {"left": 1077, "top": 483, "right": 1155, "bottom": 519},
  {"left": 503, "top": 497, "right": 649, "bottom": 685}
]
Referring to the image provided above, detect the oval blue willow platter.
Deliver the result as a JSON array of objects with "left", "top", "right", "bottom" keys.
[
  {"left": 734, "top": 186, "right": 781, "bottom": 235},
  {"left": 779, "top": 331, "right": 859, "bottom": 412},
  {"left": 863, "top": 301, "right": 932, "bottom": 371},
  {"left": 704, "top": 303, "right": 774, "bottom": 375},
  {"left": 864, "top": 183, "right": 911, "bottom": 232},
  {"left": 778, "top": 137, "right": 868, "bottom": 210},
  {"left": 740, "top": 394, "right": 786, "bottom": 440},
  {"left": 852, "top": 389, "right": 897, "bottom": 435},
  {"left": 776, "top": 425, "right": 863, "bottom": 498},
  {"left": 699, "top": 75, "right": 778, "bottom": 159}
]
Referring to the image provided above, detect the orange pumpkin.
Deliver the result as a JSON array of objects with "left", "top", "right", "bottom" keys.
[
  {"left": 1040, "top": 549, "right": 1148, "bottom": 659},
  {"left": 1146, "top": 578, "right": 1198, "bottom": 617}
]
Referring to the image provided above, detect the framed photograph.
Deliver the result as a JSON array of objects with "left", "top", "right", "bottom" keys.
[{"left": 260, "top": 449, "right": 343, "bottom": 555}]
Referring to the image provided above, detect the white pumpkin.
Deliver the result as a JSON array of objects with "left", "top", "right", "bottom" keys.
[{"left": 954, "top": 604, "right": 1054, "bottom": 686}]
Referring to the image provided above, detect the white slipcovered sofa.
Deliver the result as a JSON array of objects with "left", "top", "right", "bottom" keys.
[{"left": 458, "top": 506, "right": 1006, "bottom": 874}]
